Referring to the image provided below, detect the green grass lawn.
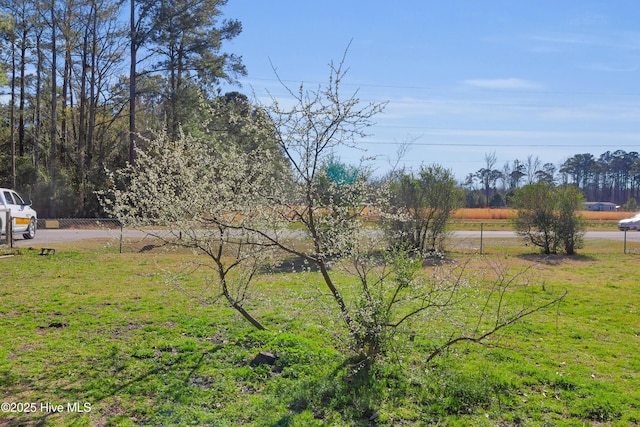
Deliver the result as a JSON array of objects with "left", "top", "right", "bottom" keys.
[{"left": 1, "top": 240, "right": 639, "bottom": 426}]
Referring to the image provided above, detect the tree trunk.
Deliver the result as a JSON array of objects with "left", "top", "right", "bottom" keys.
[
  {"left": 50, "top": 1, "right": 58, "bottom": 217},
  {"left": 33, "top": 1, "right": 44, "bottom": 173},
  {"left": 19, "top": 23, "right": 27, "bottom": 157},
  {"left": 61, "top": 8, "right": 70, "bottom": 167},
  {"left": 34, "top": 19, "right": 43, "bottom": 173},
  {"left": 219, "top": 271, "right": 266, "bottom": 330},
  {"left": 78, "top": 24, "right": 88, "bottom": 185},
  {"left": 86, "top": 1, "right": 97, "bottom": 172},
  {"left": 10, "top": 37, "right": 16, "bottom": 189},
  {"left": 129, "top": 0, "right": 136, "bottom": 164}
]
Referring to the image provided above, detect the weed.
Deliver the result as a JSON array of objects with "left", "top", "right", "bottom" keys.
[
  {"left": 572, "top": 395, "right": 623, "bottom": 422},
  {"left": 426, "top": 359, "right": 513, "bottom": 416}
]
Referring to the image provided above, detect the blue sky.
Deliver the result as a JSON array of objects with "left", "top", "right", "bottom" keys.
[{"left": 220, "top": 1, "right": 640, "bottom": 180}]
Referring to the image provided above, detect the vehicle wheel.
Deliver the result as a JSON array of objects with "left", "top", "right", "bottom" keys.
[{"left": 23, "top": 218, "right": 36, "bottom": 239}]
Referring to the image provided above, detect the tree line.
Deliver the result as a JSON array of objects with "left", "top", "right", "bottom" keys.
[
  {"left": 0, "top": 0, "right": 244, "bottom": 217},
  {"left": 465, "top": 150, "right": 640, "bottom": 209}
]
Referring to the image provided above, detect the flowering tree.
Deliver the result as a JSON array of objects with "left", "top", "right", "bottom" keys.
[
  {"left": 249, "top": 51, "right": 387, "bottom": 345},
  {"left": 101, "top": 128, "right": 284, "bottom": 330},
  {"left": 341, "top": 246, "right": 566, "bottom": 364}
]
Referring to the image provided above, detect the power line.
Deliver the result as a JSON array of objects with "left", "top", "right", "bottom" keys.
[
  {"left": 356, "top": 141, "right": 640, "bottom": 148},
  {"left": 240, "top": 76, "right": 640, "bottom": 98},
  {"left": 372, "top": 124, "right": 640, "bottom": 132}
]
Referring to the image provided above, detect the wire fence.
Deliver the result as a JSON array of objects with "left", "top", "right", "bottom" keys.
[
  {"left": 35, "top": 218, "right": 123, "bottom": 230},
  {"left": 447, "top": 221, "right": 640, "bottom": 255},
  {"left": 2, "top": 218, "right": 639, "bottom": 255}
]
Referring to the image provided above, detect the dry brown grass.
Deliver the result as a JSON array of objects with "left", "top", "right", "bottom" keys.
[
  {"left": 452, "top": 208, "right": 517, "bottom": 220},
  {"left": 579, "top": 210, "right": 631, "bottom": 221},
  {"left": 452, "top": 208, "right": 633, "bottom": 221}
]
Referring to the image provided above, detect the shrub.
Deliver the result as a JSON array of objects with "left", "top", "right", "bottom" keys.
[
  {"left": 622, "top": 197, "right": 638, "bottom": 212},
  {"left": 513, "top": 183, "right": 585, "bottom": 255},
  {"left": 384, "top": 165, "right": 464, "bottom": 252}
]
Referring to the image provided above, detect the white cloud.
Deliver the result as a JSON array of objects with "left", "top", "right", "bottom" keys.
[
  {"left": 463, "top": 78, "right": 543, "bottom": 90},
  {"left": 540, "top": 104, "right": 640, "bottom": 121},
  {"left": 527, "top": 31, "right": 640, "bottom": 52},
  {"left": 581, "top": 63, "right": 638, "bottom": 73},
  {"left": 527, "top": 33, "right": 600, "bottom": 47}
]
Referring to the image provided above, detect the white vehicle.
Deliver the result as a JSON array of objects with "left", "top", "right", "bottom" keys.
[
  {"left": 0, "top": 188, "right": 37, "bottom": 239},
  {"left": 618, "top": 213, "right": 640, "bottom": 231}
]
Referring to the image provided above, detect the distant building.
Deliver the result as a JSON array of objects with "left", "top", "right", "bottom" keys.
[{"left": 583, "top": 202, "right": 620, "bottom": 211}]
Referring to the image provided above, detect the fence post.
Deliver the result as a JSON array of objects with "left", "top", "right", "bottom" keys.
[
  {"left": 624, "top": 230, "right": 627, "bottom": 255},
  {"left": 6, "top": 211, "right": 12, "bottom": 248},
  {"left": 119, "top": 223, "right": 123, "bottom": 254},
  {"left": 480, "top": 222, "right": 484, "bottom": 255},
  {"left": 0, "top": 209, "right": 4, "bottom": 245}
]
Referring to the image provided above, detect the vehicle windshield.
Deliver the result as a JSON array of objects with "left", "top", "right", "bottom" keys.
[{"left": 12, "top": 192, "right": 25, "bottom": 205}]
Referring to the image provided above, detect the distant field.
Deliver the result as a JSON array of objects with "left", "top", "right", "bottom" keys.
[{"left": 452, "top": 208, "right": 632, "bottom": 221}]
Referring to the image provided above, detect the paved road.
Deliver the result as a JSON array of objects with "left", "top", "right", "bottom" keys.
[
  {"left": 11, "top": 228, "right": 151, "bottom": 246},
  {"left": 9, "top": 228, "right": 640, "bottom": 246}
]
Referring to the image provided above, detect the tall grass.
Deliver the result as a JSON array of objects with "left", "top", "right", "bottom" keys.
[
  {"left": 452, "top": 208, "right": 632, "bottom": 221},
  {"left": 452, "top": 208, "right": 517, "bottom": 220}
]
